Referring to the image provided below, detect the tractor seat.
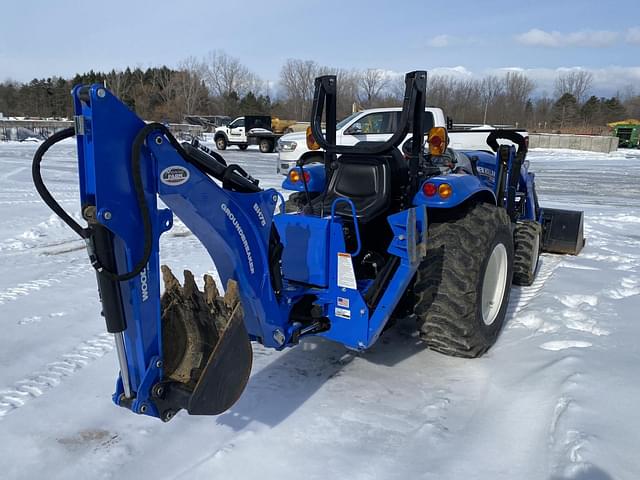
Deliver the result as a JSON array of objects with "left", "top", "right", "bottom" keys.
[{"left": 310, "top": 147, "right": 408, "bottom": 223}]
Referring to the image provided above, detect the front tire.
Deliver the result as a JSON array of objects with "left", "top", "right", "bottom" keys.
[
  {"left": 259, "top": 139, "right": 274, "bottom": 153},
  {"left": 513, "top": 221, "right": 542, "bottom": 286},
  {"left": 215, "top": 136, "right": 227, "bottom": 150},
  {"left": 413, "top": 203, "right": 514, "bottom": 358}
]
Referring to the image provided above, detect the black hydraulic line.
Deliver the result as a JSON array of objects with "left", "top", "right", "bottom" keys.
[
  {"left": 32, "top": 127, "right": 89, "bottom": 239},
  {"left": 33, "top": 123, "right": 159, "bottom": 282},
  {"left": 34, "top": 121, "right": 272, "bottom": 285}
]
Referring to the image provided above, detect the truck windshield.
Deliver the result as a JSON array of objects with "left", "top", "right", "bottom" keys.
[
  {"left": 336, "top": 112, "right": 361, "bottom": 130},
  {"left": 337, "top": 110, "right": 435, "bottom": 132}
]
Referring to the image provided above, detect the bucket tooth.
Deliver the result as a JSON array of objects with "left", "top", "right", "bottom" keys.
[{"left": 160, "top": 266, "right": 252, "bottom": 414}]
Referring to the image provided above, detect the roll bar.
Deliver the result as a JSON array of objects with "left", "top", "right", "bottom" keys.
[{"left": 310, "top": 71, "right": 427, "bottom": 156}]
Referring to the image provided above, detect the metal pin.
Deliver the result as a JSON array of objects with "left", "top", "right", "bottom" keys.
[{"left": 114, "top": 332, "right": 132, "bottom": 398}]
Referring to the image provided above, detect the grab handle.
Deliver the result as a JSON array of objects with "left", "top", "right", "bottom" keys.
[{"left": 330, "top": 198, "right": 362, "bottom": 257}]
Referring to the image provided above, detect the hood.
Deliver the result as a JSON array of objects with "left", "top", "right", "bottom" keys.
[{"left": 279, "top": 131, "right": 306, "bottom": 142}]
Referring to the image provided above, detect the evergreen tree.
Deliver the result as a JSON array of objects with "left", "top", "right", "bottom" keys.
[{"left": 552, "top": 93, "right": 579, "bottom": 129}]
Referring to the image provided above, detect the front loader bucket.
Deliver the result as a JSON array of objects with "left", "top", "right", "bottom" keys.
[
  {"left": 540, "top": 208, "right": 585, "bottom": 255},
  {"left": 159, "top": 267, "right": 252, "bottom": 418}
]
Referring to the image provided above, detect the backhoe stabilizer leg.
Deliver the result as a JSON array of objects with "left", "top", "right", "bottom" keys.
[{"left": 153, "top": 266, "right": 253, "bottom": 418}]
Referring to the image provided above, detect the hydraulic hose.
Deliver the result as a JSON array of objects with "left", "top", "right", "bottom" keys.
[
  {"left": 32, "top": 127, "right": 89, "bottom": 239},
  {"left": 32, "top": 124, "right": 162, "bottom": 282}
]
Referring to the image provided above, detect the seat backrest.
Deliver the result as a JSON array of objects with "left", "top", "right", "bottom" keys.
[{"left": 315, "top": 147, "right": 408, "bottom": 223}]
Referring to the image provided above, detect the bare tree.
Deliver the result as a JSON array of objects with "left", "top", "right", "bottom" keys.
[
  {"left": 173, "top": 56, "right": 208, "bottom": 117},
  {"left": 279, "top": 59, "right": 321, "bottom": 120},
  {"left": 105, "top": 69, "right": 130, "bottom": 99},
  {"left": 554, "top": 71, "right": 593, "bottom": 103},
  {"left": 204, "top": 50, "right": 255, "bottom": 98},
  {"left": 358, "top": 69, "right": 389, "bottom": 107},
  {"left": 503, "top": 71, "right": 536, "bottom": 125}
]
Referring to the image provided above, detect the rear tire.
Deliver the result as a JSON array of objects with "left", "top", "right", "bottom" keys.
[
  {"left": 215, "top": 136, "right": 227, "bottom": 150},
  {"left": 413, "top": 203, "right": 514, "bottom": 358},
  {"left": 259, "top": 139, "right": 273, "bottom": 153},
  {"left": 513, "top": 221, "right": 542, "bottom": 286},
  {"left": 238, "top": 144, "right": 248, "bottom": 151}
]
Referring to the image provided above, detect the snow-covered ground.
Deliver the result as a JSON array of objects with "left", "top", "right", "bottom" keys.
[{"left": 0, "top": 142, "right": 639, "bottom": 480}]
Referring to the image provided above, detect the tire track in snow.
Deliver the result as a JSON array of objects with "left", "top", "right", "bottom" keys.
[
  {"left": 506, "top": 254, "right": 563, "bottom": 318},
  {"left": 0, "top": 166, "right": 27, "bottom": 181},
  {"left": 0, "top": 333, "right": 113, "bottom": 419},
  {"left": 0, "top": 262, "right": 90, "bottom": 306}
]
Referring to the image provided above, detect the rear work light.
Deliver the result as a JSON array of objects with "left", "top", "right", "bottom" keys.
[
  {"left": 306, "top": 126, "right": 320, "bottom": 151},
  {"left": 428, "top": 127, "right": 448, "bottom": 156}
]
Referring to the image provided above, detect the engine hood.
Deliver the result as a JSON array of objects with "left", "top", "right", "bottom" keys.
[{"left": 279, "top": 131, "right": 306, "bottom": 142}]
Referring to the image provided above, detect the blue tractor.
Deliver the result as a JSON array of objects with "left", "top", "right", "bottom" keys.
[{"left": 31, "top": 71, "right": 583, "bottom": 421}]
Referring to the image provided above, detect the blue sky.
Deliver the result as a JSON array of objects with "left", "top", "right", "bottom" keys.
[{"left": 1, "top": 0, "right": 639, "bottom": 96}]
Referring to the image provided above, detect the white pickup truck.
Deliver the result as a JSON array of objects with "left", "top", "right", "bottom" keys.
[
  {"left": 214, "top": 115, "right": 283, "bottom": 153},
  {"left": 276, "top": 107, "right": 528, "bottom": 174}
]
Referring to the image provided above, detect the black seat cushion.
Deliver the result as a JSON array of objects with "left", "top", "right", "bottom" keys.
[{"left": 311, "top": 147, "right": 408, "bottom": 223}]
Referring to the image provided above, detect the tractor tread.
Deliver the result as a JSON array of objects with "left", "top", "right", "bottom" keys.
[
  {"left": 413, "top": 203, "right": 513, "bottom": 358},
  {"left": 513, "top": 221, "right": 542, "bottom": 286}
]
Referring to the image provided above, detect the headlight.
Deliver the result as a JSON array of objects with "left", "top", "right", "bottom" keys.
[{"left": 277, "top": 140, "right": 297, "bottom": 152}]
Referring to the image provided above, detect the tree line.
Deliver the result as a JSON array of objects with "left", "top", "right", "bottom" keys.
[{"left": 1, "top": 51, "right": 639, "bottom": 133}]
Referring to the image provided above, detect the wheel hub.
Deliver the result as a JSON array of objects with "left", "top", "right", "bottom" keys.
[{"left": 481, "top": 243, "right": 509, "bottom": 325}]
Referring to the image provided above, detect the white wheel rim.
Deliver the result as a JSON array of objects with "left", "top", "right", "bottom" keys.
[
  {"left": 481, "top": 243, "right": 509, "bottom": 325},
  {"left": 531, "top": 233, "right": 540, "bottom": 274}
]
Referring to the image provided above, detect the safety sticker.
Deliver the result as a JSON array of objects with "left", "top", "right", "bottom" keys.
[
  {"left": 335, "top": 307, "right": 351, "bottom": 319},
  {"left": 337, "top": 252, "right": 357, "bottom": 290},
  {"left": 337, "top": 297, "right": 350, "bottom": 308}
]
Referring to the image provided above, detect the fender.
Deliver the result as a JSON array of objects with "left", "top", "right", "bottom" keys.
[
  {"left": 413, "top": 174, "right": 496, "bottom": 208},
  {"left": 281, "top": 164, "right": 326, "bottom": 192}
]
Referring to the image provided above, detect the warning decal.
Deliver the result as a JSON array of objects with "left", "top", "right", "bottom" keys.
[
  {"left": 337, "top": 252, "right": 357, "bottom": 290},
  {"left": 335, "top": 307, "right": 351, "bottom": 319}
]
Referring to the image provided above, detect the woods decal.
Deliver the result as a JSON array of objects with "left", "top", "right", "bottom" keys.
[{"left": 160, "top": 166, "right": 190, "bottom": 186}]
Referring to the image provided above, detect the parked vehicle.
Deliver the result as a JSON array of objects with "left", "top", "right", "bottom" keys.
[
  {"left": 276, "top": 108, "right": 528, "bottom": 174},
  {"left": 611, "top": 122, "right": 640, "bottom": 148},
  {"left": 214, "top": 115, "right": 304, "bottom": 153}
]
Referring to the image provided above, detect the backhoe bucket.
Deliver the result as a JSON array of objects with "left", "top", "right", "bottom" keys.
[
  {"left": 160, "top": 267, "right": 252, "bottom": 417},
  {"left": 540, "top": 208, "right": 585, "bottom": 255}
]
